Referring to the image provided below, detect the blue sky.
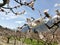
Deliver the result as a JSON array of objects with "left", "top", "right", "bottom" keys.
[{"left": 0, "top": 0, "right": 60, "bottom": 29}]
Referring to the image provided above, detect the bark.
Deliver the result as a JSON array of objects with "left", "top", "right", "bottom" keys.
[{"left": 7, "top": 37, "right": 10, "bottom": 43}]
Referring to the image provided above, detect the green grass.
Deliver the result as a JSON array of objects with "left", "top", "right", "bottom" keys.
[
  {"left": 23, "top": 38, "right": 58, "bottom": 45},
  {"left": 24, "top": 38, "right": 45, "bottom": 45},
  {"left": 24, "top": 38, "right": 32, "bottom": 44},
  {"left": 9, "top": 36, "right": 58, "bottom": 45},
  {"left": 51, "top": 41, "right": 58, "bottom": 45}
]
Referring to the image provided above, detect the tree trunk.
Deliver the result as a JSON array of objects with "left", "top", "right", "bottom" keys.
[{"left": 7, "top": 37, "right": 10, "bottom": 43}]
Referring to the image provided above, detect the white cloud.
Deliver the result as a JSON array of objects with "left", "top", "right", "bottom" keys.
[
  {"left": 0, "top": 0, "right": 3, "bottom": 3},
  {"left": 1, "top": 15, "right": 26, "bottom": 20},
  {"left": 7, "top": 16, "right": 18, "bottom": 20},
  {"left": 6, "top": 17, "right": 9, "bottom": 20},
  {"left": 1, "top": 17, "right": 5, "bottom": 20},
  {"left": 2, "top": 16, "right": 18, "bottom": 20},
  {"left": 22, "top": 0, "right": 26, "bottom": 3},
  {"left": 54, "top": 3, "right": 60, "bottom": 7},
  {"left": 15, "top": 21, "right": 25, "bottom": 24}
]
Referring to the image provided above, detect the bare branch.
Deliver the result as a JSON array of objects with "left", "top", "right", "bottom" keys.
[{"left": 0, "top": 0, "right": 9, "bottom": 7}]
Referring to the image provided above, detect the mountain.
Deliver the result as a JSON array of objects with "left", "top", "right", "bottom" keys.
[
  {"left": 0, "top": 25, "right": 14, "bottom": 36},
  {"left": 0, "top": 25, "right": 26, "bottom": 38}
]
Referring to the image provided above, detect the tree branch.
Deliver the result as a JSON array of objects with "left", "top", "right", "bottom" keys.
[{"left": 0, "top": 0, "right": 8, "bottom": 7}]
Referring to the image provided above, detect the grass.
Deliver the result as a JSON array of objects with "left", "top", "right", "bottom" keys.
[
  {"left": 24, "top": 38, "right": 32, "bottom": 44},
  {"left": 9, "top": 37, "right": 58, "bottom": 45},
  {"left": 24, "top": 38, "right": 45, "bottom": 45},
  {"left": 51, "top": 41, "right": 58, "bottom": 45},
  {"left": 23, "top": 38, "right": 58, "bottom": 45}
]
